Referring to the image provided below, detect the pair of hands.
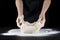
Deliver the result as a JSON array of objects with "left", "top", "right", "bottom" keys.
[{"left": 16, "top": 15, "right": 46, "bottom": 28}]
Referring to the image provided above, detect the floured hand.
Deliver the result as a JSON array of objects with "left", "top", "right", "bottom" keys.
[{"left": 16, "top": 15, "right": 24, "bottom": 28}]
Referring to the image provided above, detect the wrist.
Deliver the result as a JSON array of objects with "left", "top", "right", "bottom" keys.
[
  {"left": 18, "top": 15, "right": 24, "bottom": 19},
  {"left": 39, "top": 13, "right": 45, "bottom": 17}
]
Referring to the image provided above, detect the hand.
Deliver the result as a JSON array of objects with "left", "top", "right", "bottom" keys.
[
  {"left": 16, "top": 15, "right": 24, "bottom": 28},
  {"left": 37, "top": 14, "right": 46, "bottom": 28}
]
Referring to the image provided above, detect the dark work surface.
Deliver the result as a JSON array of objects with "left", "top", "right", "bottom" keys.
[
  {"left": 0, "top": 34, "right": 60, "bottom": 40},
  {"left": 0, "top": 27, "right": 60, "bottom": 40}
]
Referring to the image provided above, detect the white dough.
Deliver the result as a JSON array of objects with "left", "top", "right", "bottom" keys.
[{"left": 18, "top": 19, "right": 45, "bottom": 34}]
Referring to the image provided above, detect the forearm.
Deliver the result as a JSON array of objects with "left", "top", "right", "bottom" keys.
[
  {"left": 39, "top": 0, "right": 51, "bottom": 17},
  {"left": 15, "top": 0, "right": 23, "bottom": 16}
]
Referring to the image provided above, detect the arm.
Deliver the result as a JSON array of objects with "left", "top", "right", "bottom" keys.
[
  {"left": 15, "top": 0, "right": 24, "bottom": 27},
  {"left": 15, "top": 0, "right": 23, "bottom": 17},
  {"left": 39, "top": 0, "right": 51, "bottom": 19}
]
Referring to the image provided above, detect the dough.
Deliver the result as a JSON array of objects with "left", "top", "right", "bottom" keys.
[
  {"left": 16, "top": 16, "right": 46, "bottom": 34},
  {"left": 18, "top": 19, "right": 45, "bottom": 34}
]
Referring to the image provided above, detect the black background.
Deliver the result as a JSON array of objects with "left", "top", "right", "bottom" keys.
[{"left": 0, "top": 0, "right": 60, "bottom": 29}]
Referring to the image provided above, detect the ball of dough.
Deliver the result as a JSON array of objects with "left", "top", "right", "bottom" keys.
[{"left": 18, "top": 19, "right": 45, "bottom": 34}]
